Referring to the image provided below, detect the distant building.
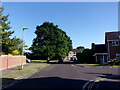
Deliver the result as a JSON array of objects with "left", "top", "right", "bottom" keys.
[
  {"left": 94, "top": 31, "right": 120, "bottom": 64},
  {"left": 94, "top": 44, "right": 108, "bottom": 64},
  {"left": 66, "top": 49, "right": 81, "bottom": 61}
]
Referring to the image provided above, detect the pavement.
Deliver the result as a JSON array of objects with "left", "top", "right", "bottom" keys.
[{"left": 1, "top": 61, "right": 120, "bottom": 89}]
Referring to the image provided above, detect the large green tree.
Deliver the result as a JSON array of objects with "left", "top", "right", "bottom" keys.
[
  {"left": 0, "top": 7, "right": 23, "bottom": 55},
  {"left": 30, "top": 22, "right": 72, "bottom": 62}
]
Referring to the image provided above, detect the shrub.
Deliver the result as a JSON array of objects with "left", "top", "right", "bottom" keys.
[
  {"left": 110, "top": 59, "right": 120, "bottom": 65},
  {"left": 12, "top": 50, "right": 19, "bottom": 55}
]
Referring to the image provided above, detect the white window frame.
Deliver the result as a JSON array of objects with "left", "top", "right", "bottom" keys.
[
  {"left": 116, "top": 53, "right": 120, "bottom": 59},
  {"left": 112, "top": 41, "right": 119, "bottom": 46}
]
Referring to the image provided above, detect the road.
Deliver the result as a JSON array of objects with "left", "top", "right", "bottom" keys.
[{"left": 3, "top": 61, "right": 119, "bottom": 89}]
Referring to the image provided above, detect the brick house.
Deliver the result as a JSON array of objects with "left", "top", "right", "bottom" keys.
[
  {"left": 105, "top": 31, "right": 120, "bottom": 59},
  {"left": 94, "top": 31, "right": 120, "bottom": 64},
  {"left": 65, "top": 49, "right": 81, "bottom": 61}
]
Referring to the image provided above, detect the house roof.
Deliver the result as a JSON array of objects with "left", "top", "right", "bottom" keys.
[
  {"left": 105, "top": 31, "right": 120, "bottom": 40},
  {"left": 72, "top": 49, "right": 81, "bottom": 53},
  {"left": 95, "top": 44, "right": 107, "bottom": 53}
]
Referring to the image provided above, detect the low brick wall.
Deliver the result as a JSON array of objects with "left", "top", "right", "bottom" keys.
[{"left": 0, "top": 55, "right": 26, "bottom": 70}]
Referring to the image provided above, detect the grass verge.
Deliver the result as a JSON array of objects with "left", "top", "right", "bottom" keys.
[
  {"left": 31, "top": 60, "right": 58, "bottom": 63},
  {"left": 85, "top": 64, "right": 120, "bottom": 67},
  {"left": 84, "top": 64, "right": 101, "bottom": 66},
  {"left": 112, "top": 65, "right": 120, "bottom": 67},
  {"left": 31, "top": 60, "right": 47, "bottom": 63},
  {"left": 1, "top": 63, "right": 49, "bottom": 87}
]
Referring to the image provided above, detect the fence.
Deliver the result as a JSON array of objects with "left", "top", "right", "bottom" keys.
[{"left": 0, "top": 55, "right": 26, "bottom": 70}]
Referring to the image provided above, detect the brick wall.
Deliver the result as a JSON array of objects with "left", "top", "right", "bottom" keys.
[
  {"left": 108, "top": 41, "right": 120, "bottom": 59},
  {"left": 0, "top": 55, "right": 26, "bottom": 70}
]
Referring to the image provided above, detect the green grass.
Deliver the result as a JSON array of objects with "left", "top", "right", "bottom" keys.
[
  {"left": 84, "top": 64, "right": 101, "bottom": 66},
  {"left": 31, "top": 60, "right": 47, "bottom": 63},
  {"left": 31, "top": 60, "right": 58, "bottom": 63},
  {"left": 63, "top": 60, "right": 70, "bottom": 62},
  {"left": 112, "top": 65, "right": 120, "bottom": 67},
  {"left": 50, "top": 60, "right": 58, "bottom": 62},
  {"left": 1, "top": 63, "right": 49, "bottom": 87},
  {"left": 85, "top": 64, "right": 120, "bottom": 67}
]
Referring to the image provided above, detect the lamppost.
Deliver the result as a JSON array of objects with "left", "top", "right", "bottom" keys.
[{"left": 22, "top": 27, "right": 28, "bottom": 56}]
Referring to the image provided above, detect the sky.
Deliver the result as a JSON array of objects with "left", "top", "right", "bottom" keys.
[
  {"left": 1, "top": 0, "right": 119, "bottom": 2},
  {"left": 2, "top": 2, "right": 118, "bottom": 49}
]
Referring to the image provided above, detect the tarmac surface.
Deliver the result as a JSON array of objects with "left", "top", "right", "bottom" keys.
[{"left": 2, "top": 61, "right": 120, "bottom": 89}]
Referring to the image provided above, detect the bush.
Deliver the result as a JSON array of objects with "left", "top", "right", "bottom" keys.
[
  {"left": 110, "top": 59, "right": 120, "bottom": 65},
  {"left": 76, "top": 49, "right": 95, "bottom": 64},
  {"left": 11, "top": 50, "right": 19, "bottom": 55}
]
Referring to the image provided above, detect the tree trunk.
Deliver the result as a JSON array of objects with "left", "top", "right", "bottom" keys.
[
  {"left": 58, "top": 58, "right": 63, "bottom": 63},
  {"left": 47, "top": 57, "right": 49, "bottom": 63}
]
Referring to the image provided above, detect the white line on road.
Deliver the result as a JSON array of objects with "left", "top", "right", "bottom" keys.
[
  {"left": 88, "top": 81, "right": 95, "bottom": 90},
  {"left": 82, "top": 80, "right": 93, "bottom": 90},
  {"left": 71, "top": 64, "right": 76, "bottom": 67}
]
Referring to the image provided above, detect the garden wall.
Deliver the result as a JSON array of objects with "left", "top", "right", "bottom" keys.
[{"left": 0, "top": 55, "right": 26, "bottom": 70}]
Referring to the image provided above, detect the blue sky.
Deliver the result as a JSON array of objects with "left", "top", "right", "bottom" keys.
[{"left": 2, "top": 2, "right": 118, "bottom": 49}]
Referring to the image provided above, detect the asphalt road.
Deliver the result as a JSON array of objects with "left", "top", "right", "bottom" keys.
[{"left": 3, "top": 61, "right": 119, "bottom": 89}]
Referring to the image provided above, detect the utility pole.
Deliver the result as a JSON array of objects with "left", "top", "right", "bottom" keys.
[
  {"left": 20, "top": 27, "right": 28, "bottom": 70},
  {"left": 22, "top": 27, "right": 28, "bottom": 56}
]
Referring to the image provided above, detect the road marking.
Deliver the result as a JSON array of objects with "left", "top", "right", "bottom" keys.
[
  {"left": 71, "top": 64, "right": 76, "bottom": 67},
  {"left": 82, "top": 77, "right": 102, "bottom": 90},
  {"left": 82, "top": 80, "right": 93, "bottom": 90},
  {"left": 88, "top": 82, "right": 95, "bottom": 90}
]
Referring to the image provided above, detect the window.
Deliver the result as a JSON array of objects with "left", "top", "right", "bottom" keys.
[
  {"left": 112, "top": 41, "right": 119, "bottom": 46},
  {"left": 116, "top": 53, "right": 120, "bottom": 59}
]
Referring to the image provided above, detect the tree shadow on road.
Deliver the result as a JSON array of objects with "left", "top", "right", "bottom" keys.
[
  {"left": 2, "top": 78, "right": 16, "bottom": 89},
  {"left": 2, "top": 77, "right": 88, "bottom": 89},
  {"left": 2, "top": 76, "right": 120, "bottom": 89},
  {"left": 99, "top": 74, "right": 120, "bottom": 80},
  {"left": 97, "top": 80, "right": 120, "bottom": 89},
  {"left": 84, "top": 72, "right": 120, "bottom": 80},
  {"left": 83, "top": 72, "right": 120, "bottom": 89}
]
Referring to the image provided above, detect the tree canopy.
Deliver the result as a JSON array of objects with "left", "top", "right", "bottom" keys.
[
  {"left": 76, "top": 46, "right": 85, "bottom": 51},
  {"left": 30, "top": 22, "right": 72, "bottom": 61},
  {"left": 0, "top": 7, "right": 23, "bottom": 55}
]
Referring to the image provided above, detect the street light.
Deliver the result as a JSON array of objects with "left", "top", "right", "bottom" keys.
[{"left": 22, "top": 27, "right": 28, "bottom": 56}]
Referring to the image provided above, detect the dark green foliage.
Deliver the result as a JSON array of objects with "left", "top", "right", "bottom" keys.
[
  {"left": 76, "top": 52, "right": 84, "bottom": 63},
  {"left": 0, "top": 7, "right": 23, "bottom": 55},
  {"left": 77, "top": 46, "right": 85, "bottom": 50},
  {"left": 76, "top": 49, "right": 95, "bottom": 64},
  {"left": 30, "top": 22, "right": 72, "bottom": 61}
]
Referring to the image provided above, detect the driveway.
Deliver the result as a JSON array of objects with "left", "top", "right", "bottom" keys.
[{"left": 2, "top": 62, "right": 120, "bottom": 89}]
